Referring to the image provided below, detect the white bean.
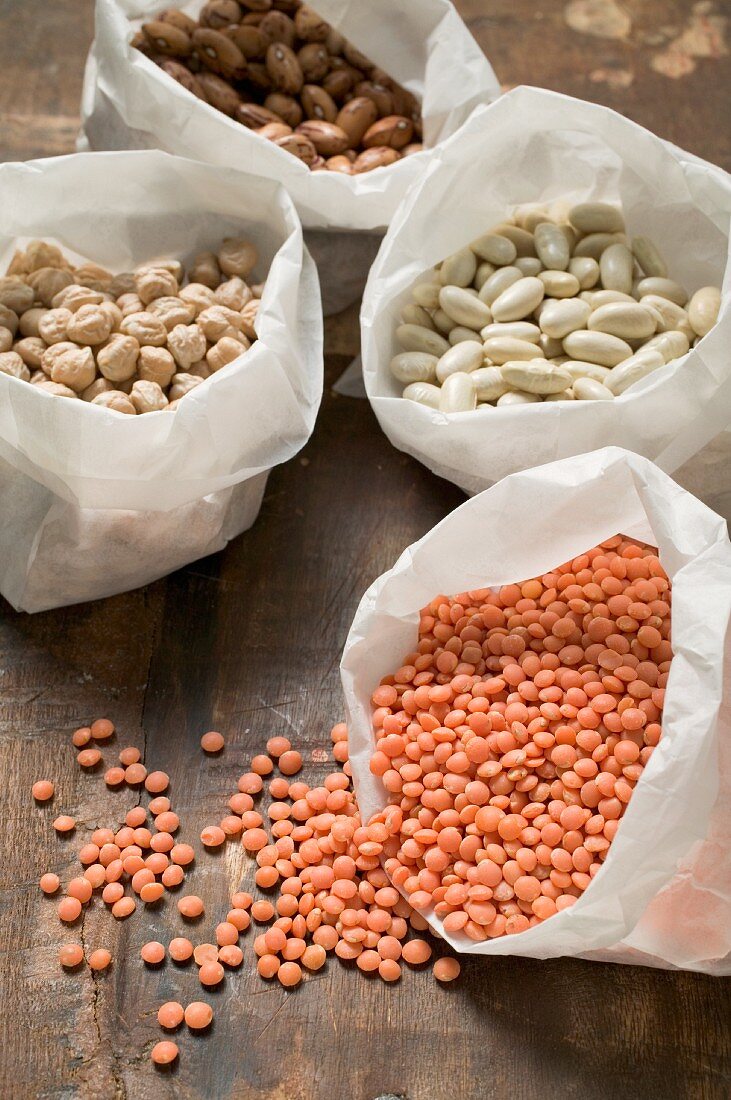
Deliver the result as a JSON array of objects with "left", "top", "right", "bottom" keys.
[
  {"left": 563, "top": 330, "right": 633, "bottom": 366},
  {"left": 472, "top": 365, "right": 511, "bottom": 401},
  {"left": 639, "top": 295, "right": 692, "bottom": 337},
  {"left": 491, "top": 224, "right": 537, "bottom": 256},
  {"left": 470, "top": 233, "right": 517, "bottom": 266},
  {"left": 436, "top": 342, "right": 484, "bottom": 382},
  {"left": 478, "top": 266, "right": 522, "bottom": 306},
  {"left": 439, "top": 248, "right": 477, "bottom": 287},
  {"left": 439, "top": 285, "right": 493, "bottom": 329},
  {"left": 635, "top": 277, "right": 687, "bottom": 305},
  {"left": 534, "top": 223, "right": 570, "bottom": 271},
  {"left": 539, "top": 298, "right": 591, "bottom": 339},
  {"left": 643, "top": 330, "right": 690, "bottom": 362},
  {"left": 448, "top": 326, "right": 483, "bottom": 345},
  {"left": 390, "top": 352, "right": 438, "bottom": 384},
  {"left": 514, "top": 257, "right": 544, "bottom": 277},
  {"left": 544, "top": 389, "right": 574, "bottom": 401},
  {"left": 688, "top": 286, "right": 721, "bottom": 337},
  {"left": 583, "top": 289, "right": 636, "bottom": 308},
  {"left": 473, "top": 262, "right": 496, "bottom": 291},
  {"left": 491, "top": 277, "right": 545, "bottom": 322},
  {"left": 403, "top": 381, "right": 442, "bottom": 409},
  {"left": 569, "top": 202, "right": 624, "bottom": 234},
  {"left": 501, "top": 360, "right": 572, "bottom": 394},
  {"left": 496, "top": 390, "right": 541, "bottom": 406},
  {"left": 569, "top": 256, "right": 600, "bottom": 290},
  {"left": 401, "top": 304, "right": 435, "bottom": 329},
  {"left": 483, "top": 337, "right": 545, "bottom": 365},
  {"left": 573, "top": 377, "right": 615, "bottom": 400},
  {"left": 600, "top": 243, "right": 634, "bottom": 294},
  {"left": 481, "top": 321, "right": 541, "bottom": 343},
  {"left": 539, "top": 271, "right": 580, "bottom": 298},
  {"left": 573, "top": 232, "right": 624, "bottom": 259},
  {"left": 606, "top": 349, "right": 664, "bottom": 395},
  {"left": 432, "top": 309, "right": 454, "bottom": 335},
  {"left": 539, "top": 334, "right": 565, "bottom": 358},
  {"left": 588, "top": 302, "right": 657, "bottom": 340},
  {"left": 439, "top": 371, "right": 476, "bottom": 412},
  {"left": 396, "top": 323, "right": 450, "bottom": 357},
  {"left": 563, "top": 360, "right": 612, "bottom": 384},
  {"left": 632, "top": 237, "right": 667, "bottom": 278},
  {"left": 412, "top": 282, "right": 442, "bottom": 310}
]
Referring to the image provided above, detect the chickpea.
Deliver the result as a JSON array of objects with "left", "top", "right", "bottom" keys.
[
  {"left": 0, "top": 351, "right": 31, "bottom": 381},
  {"left": 130, "top": 379, "right": 169, "bottom": 413},
  {"left": 196, "top": 305, "right": 243, "bottom": 342},
  {"left": 74, "top": 262, "right": 113, "bottom": 290},
  {"left": 187, "top": 360, "right": 211, "bottom": 379},
  {"left": 189, "top": 251, "right": 221, "bottom": 290},
  {"left": 148, "top": 296, "right": 195, "bottom": 330},
  {"left": 145, "top": 258, "right": 184, "bottom": 283},
  {"left": 135, "top": 266, "right": 179, "bottom": 305},
  {"left": 29, "top": 369, "right": 46, "bottom": 384},
  {"left": 25, "top": 240, "right": 66, "bottom": 272},
  {"left": 27, "top": 267, "right": 74, "bottom": 307},
  {"left": 66, "top": 304, "right": 114, "bottom": 346},
  {"left": 97, "top": 334, "right": 140, "bottom": 382},
  {"left": 0, "top": 277, "right": 34, "bottom": 314},
  {"left": 81, "top": 377, "right": 115, "bottom": 402},
  {"left": 6, "top": 249, "right": 29, "bottom": 275},
  {"left": 120, "top": 311, "right": 168, "bottom": 347},
  {"left": 39, "top": 308, "right": 73, "bottom": 345},
  {"left": 14, "top": 337, "right": 47, "bottom": 367},
  {"left": 0, "top": 304, "right": 19, "bottom": 336},
  {"left": 99, "top": 300, "right": 124, "bottom": 331},
  {"left": 50, "top": 345, "right": 96, "bottom": 392},
  {"left": 215, "top": 276, "right": 253, "bottom": 311},
  {"left": 18, "top": 308, "right": 47, "bottom": 338},
  {"left": 91, "top": 391, "right": 137, "bottom": 414},
  {"left": 240, "top": 298, "right": 260, "bottom": 340},
  {"left": 109, "top": 272, "right": 136, "bottom": 298},
  {"left": 167, "top": 323, "right": 207, "bottom": 369},
  {"left": 0, "top": 326, "right": 12, "bottom": 353},
  {"left": 117, "top": 292, "right": 145, "bottom": 318},
  {"left": 35, "top": 379, "right": 77, "bottom": 398},
  {"left": 250, "top": 282, "right": 265, "bottom": 299},
  {"left": 179, "top": 283, "right": 216, "bottom": 316},
  {"left": 169, "top": 372, "right": 204, "bottom": 401},
  {"left": 138, "top": 345, "right": 176, "bottom": 388},
  {"left": 206, "top": 335, "right": 247, "bottom": 373},
  {"left": 218, "top": 238, "right": 257, "bottom": 278},
  {"left": 41, "top": 341, "right": 78, "bottom": 377},
  {"left": 52, "top": 284, "right": 105, "bottom": 312}
]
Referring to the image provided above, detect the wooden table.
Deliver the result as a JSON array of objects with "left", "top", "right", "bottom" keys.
[{"left": 1, "top": 2, "right": 729, "bottom": 1097}]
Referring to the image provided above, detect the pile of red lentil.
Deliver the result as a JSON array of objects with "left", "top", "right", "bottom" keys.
[
  {"left": 366, "top": 534, "right": 672, "bottom": 939},
  {"left": 32, "top": 534, "right": 671, "bottom": 1068}
]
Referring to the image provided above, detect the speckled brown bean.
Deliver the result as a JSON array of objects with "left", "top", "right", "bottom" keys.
[
  {"left": 336, "top": 97, "right": 378, "bottom": 147},
  {"left": 300, "top": 84, "right": 337, "bottom": 123},
  {"left": 264, "top": 93, "right": 303, "bottom": 128},
  {"left": 353, "top": 146, "right": 400, "bottom": 173},
  {"left": 192, "top": 27, "right": 246, "bottom": 80},
  {"left": 362, "top": 115, "right": 413, "bottom": 150},
  {"left": 296, "top": 121, "right": 349, "bottom": 156},
  {"left": 274, "top": 133, "right": 318, "bottom": 165},
  {"left": 265, "top": 42, "right": 303, "bottom": 95}
]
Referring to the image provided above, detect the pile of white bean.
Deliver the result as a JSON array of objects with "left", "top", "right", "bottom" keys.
[{"left": 389, "top": 202, "right": 721, "bottom": 410}]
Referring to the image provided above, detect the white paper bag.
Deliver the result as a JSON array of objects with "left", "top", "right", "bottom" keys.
[
  {"left": 361, "top": 86, "right": 731, "bottom": 516},
  {"left": 341, "top": 448, "right": 731, "bottom": 973},
  {"left": 79, "top": 0, "right": 500, "bottom": 312},
  {"left": 0, "top": 150, "right": 322, "bottom": 613}
]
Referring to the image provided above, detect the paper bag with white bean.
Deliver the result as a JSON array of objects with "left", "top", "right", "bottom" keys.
[
  {"left": 0, "top": 150, "right": 322, "bottom": 613},
  {"left": 361, "top": 87, "right": 731, "bottom": 515}
]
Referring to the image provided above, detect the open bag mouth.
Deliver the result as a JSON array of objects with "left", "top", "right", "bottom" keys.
[
  {"left": 360, "top": 87, "right": 731, "bottom": 492},
  {"left": 341, "top": 447, "right": 731, "bottom": 958}
]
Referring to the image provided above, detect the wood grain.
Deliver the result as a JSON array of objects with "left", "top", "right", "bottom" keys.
[{"left": 0, "top": 2, "right": 729, "bottom": 1098}]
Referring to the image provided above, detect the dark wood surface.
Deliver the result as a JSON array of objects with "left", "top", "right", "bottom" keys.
[{"left": 0, "top": 2, "right": 729, "bottom": 1098}]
